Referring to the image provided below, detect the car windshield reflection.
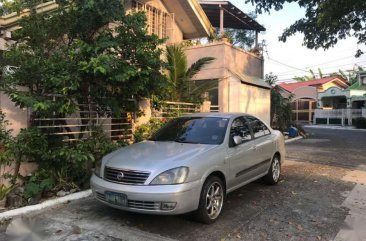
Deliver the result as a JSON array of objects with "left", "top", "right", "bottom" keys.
[{"left": 151, "top": 117, "right": 229, "bottom": 145}]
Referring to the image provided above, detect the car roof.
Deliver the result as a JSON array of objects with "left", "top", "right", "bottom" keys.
[{"left": 182, "top": 112, "right": 251, "bottom": 119}]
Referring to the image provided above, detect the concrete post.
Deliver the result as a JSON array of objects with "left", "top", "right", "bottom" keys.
[
  {"left": 347, "top": 108, "right": 352, "bottom": 126},
  {"left": 219, "top": 6, "right": 224, "bottom": 35},
  {"left": 135, "top": 98, "right": 151, "bottom": 128},
  {"left": 200, "top": 100, "right": 211, "bottom": 112}
]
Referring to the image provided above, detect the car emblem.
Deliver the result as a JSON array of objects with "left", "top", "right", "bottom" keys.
[{"left": 116, "top": 172, "right": 124, "bottom": 181}]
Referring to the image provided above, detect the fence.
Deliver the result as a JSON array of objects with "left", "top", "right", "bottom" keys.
[
  {"left": 314, "top": 108, "right": 366, "bottom": 125},
  {"left": 152, "top": 101, "right": 200, "bottom": 118},
  {"left": 32, "top": 104, "right": 133, "bottom": 142}
]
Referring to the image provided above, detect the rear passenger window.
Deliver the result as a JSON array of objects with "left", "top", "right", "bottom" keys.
[
  {"left": 230, "top": 117, "right": 252, "bottom": 142},
  {"left": 246, "top": 117, "right": 270, "bottom": 138}
]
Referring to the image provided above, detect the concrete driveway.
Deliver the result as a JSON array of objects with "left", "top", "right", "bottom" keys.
[{"left": 2, "top": 127, "right": 366, "bottom": 241}]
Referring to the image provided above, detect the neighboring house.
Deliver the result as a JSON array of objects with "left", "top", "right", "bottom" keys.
[
  {"left": 277, "top": 74, "right": 366, "bottom": 125},
  {"left": 276, "top": 76, "right": 349, "bottom": 124},
  {"left": 0, "top": 0, "right": 270, "bottom": 134}
]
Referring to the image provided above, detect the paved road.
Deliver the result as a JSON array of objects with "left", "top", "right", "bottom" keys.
[
  {"left": 2, "top": 127, "right": 366, "bottom": 241},
  {"left": 286, "top": 127, "right": 366, "bottom": 170}
]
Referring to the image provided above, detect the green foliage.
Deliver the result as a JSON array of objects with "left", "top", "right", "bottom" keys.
[
  {"left": 165, "top": 44, "right": 215, "bottom": 103},
  {"left": 0, "top": 184, "right": 12, "bottom": 201},
  {"left": 0, "top": 127, "right": 48, "bottom": 184},
  {"left": 224, "top": 12, "right": 257, "bottom": 50},
  {"left": 265, "top": 74, "right": 293, "bottom": 131},
  {"left": 246, "top": 0, "right": 366, "bottom": 57},
  {"left": 24, "top": 169, "right": 54, "bottom": 199},
  {"left": 354, "top": 117, "right": 366, "bottom": 129},
  {"left": 1, "top": 0, "right": 167, "bottom": 122},
  {"left": 134, "top": 118, "right": 167, "bottom": 143},
  {"left": 44, "top": 127, "right": 123, "bottom": 188},
  {"left": 293, "top": 68, "right": 323, "bottom": 82}
]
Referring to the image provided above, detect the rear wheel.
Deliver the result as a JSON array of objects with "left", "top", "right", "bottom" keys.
[
  {"left": 194, "top": 176, "right": 224, "bottom": 224},
  {"left": 263, "top": 155, "right": 281, "bottom": 185}
]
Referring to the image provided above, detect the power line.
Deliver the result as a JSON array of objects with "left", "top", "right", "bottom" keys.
[
  {"left": 275, "top": 62, "right": 366, "bottom": 81},
  {"left": 275, "top": 55, "right": 356, "bottom": 76},
  {"left": 275, "top": 61, "right": 366, "bottom": 78}
]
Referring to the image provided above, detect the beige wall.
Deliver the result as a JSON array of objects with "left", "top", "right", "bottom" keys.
[
  {"left": 185, "top": 42, "right": 264, "bottom": 81},
  {"left": 0, "top": 91, "right": 29, "bottom": 136},
  {"left": 292, "top": 86, "right": 318, "bottom": 101},
  {"left": 185, "top": 41, "right": 269, "bottom": 123},
  {"left": 219, "top": 75, "right": 270, "bottom": 124}
]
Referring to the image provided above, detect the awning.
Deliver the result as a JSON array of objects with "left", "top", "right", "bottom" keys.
[
  {"left": 199, "top": 1, "right": 266, "bottom": 32},
  {"left": 230, "top": 70, "right": 271, "bottom": 90}
]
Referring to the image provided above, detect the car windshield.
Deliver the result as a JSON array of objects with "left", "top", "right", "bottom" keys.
[{"left": 151, "top": 117, "right": 229, "bottom": 145}]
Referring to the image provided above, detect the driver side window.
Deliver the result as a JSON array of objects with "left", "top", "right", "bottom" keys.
[{"left": 230, "top": 117, "right": 252, "bottom": 145}]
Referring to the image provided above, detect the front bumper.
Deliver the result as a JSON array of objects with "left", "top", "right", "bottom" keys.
[{"left": 90, "top": 174, "right": 202, "bottom": 215}]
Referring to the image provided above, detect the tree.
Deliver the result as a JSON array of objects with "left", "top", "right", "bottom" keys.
[
  {"left": 246, "top": 0, "right": 366, "bottom": 57},
  {"left": 165, "top": 44, "right": 215, "bottom": 103},
  {"left": 0, "top": 0, "right": 168, "bottom": 138},
  {"left": 224, "top": 12, "right": 257, "bottom": 50},
  {"left": 336, "top": 66, "right": 364, "bottom": 85},
  {"left": 265, "top": 73, "right": 293, "bottom": 130},
  {"left": 293, "top": 68, "right": 323, "bottom": 82}
]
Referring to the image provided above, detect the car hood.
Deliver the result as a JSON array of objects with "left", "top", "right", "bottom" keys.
[{"left": 104, "top": 141, "right": 218, "bottom": 171}]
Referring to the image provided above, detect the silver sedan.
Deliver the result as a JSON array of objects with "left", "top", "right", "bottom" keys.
[{"left": 91, "top": 113, "right": 285, "bottom": 223}]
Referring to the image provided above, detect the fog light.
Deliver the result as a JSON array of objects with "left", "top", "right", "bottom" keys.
[{"left": 161, "top": 202, "right": 177, "bottom": 210}]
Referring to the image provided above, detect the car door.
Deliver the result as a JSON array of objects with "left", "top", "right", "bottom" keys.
[
  {"left": 246, "top": 116, "right": 274, "bottom": 176},
  {"left": 226, "top": 117, "right": 257, "bottom": 189}
]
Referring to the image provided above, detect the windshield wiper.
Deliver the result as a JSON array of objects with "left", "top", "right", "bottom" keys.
[{"left": 174, "top": 138, "right": 200, "bottom": 144}]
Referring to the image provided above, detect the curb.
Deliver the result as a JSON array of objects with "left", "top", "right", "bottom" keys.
[
  {"left": 0, "top": 189, "right": 92, "bottom": 221},
  {"left": 304, "top": 125, "right": 366, "bottom": 131},
  {"left": 285, "top": 136, "right": 303, "bottom": 143}
]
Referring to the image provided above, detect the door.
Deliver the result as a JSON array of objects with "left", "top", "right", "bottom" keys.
[
  {"left": 246, "top": 116, "right": 274, "bottom": 175},
  {"left": 226, "top": 117, "right": 257, "bottom": 189}
]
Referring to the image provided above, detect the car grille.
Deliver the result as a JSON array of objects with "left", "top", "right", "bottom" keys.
[
  {"left": 95, "top": 192, "right": 160, "bottom": 210},
  {"left": 128, "top": 200, "right": 161, "bottom": 210},
  {"left": 104, "top": 166, "right": 150, "bottom": 185}
]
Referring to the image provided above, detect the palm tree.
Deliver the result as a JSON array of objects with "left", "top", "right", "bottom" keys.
[{"left": 165, "top": 44, "right": 215, "bottom": 103}]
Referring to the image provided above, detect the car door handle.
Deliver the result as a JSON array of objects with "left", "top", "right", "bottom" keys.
[{"left": 252, "top": 145, "right": 258, "bottom": 151}]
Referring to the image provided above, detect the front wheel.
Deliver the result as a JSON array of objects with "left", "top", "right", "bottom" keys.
[
  {"left": 194, "top": 176, "right": 225, "bottom": 224},
  {"left": 263, "top": 155, "right": 281, "bottom": 185}
]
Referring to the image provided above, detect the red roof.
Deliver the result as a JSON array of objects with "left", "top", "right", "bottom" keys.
[{"left": 278, "top": 76, "right": 348, "bottom": 93}]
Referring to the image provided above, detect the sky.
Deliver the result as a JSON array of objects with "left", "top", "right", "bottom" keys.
[{"left": 229, "top": 0, "right": 366, "bottom": 82}]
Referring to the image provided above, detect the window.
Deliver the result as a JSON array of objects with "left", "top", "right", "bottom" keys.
[
  {"left": 230, "top": 117, "right": 252, "bottom": 143},
  {"left": 131, "top": 0, "right": 170, "bottom": 39},
  {"left": 246, "top": 116, "right": 270, "bottom": 138}
]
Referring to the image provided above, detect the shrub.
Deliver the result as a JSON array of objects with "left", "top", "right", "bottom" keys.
[
  {"left": 134, "top": 118, "right": 166, "bottom": 142},
  {"left": 354, "top": 117, "right": 366, "bottom": 129}
]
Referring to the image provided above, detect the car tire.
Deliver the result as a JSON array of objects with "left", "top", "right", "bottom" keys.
[
  {"left": 194, "top": 176, "right": 225, "bottom": 224},
  {"left": 263, "top": 155, "right": 281, "bottom": 185}
]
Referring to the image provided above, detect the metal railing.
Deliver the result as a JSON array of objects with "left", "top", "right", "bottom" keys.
[
  {"left": 210, "top": 105, "right": 219, "bottom": 112},
  {"left": 32, "top": 105, "right": 133, "bottom": 142},
  {"left": 152, "top": 101, "right": 200, "bottom": 118}
]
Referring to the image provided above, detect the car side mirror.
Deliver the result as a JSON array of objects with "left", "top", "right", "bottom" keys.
[{"left": 232, "top": 136, "right": 242, "bottom": 146}]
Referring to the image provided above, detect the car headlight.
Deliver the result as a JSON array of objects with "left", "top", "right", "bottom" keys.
[
  {"left": 150, "top": 167, "right": 189, "bottom": 185},
  {"left": 94, "top": 159, "right": 102, "bottom": 177}
]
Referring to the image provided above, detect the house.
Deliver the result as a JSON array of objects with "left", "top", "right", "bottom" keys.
[
  {"left": 0, "top": 0, "right": 270, "bottom": 135},
  {"left": 276, "top": 75, "right": 366, "bottom": 125}
]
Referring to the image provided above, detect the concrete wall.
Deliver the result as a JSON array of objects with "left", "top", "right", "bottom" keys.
[
  {"left": 185, "top": 41, "right": 269, "bottom": 123},
  {"left": 0, "top": 91, "right": 29, "bottom": 136},
  {"left": 185, "top": 41, "right": 263, "bottom": 81},
  {"left": 292, "top": 86, "right": 318, "bottom": 101}
]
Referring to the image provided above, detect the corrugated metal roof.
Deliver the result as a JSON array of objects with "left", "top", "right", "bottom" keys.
[{"left": 199, "top": 1, "right": 266, "bottom": 32}]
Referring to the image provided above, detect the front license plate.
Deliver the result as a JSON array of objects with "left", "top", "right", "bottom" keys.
[{"left": 105, "top": 191, "right": 127, "bottom": 206}]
